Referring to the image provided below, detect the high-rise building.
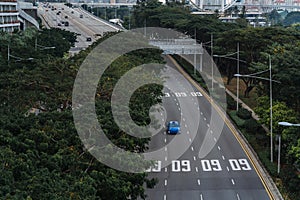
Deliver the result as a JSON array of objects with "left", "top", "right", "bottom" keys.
[{"left": 0, "top": 0, "right": 20, "bottom": 32}]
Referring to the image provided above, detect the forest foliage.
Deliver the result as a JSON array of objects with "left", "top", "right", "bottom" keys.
[{"left": 0, "top": 29, "right": 162, "bottom": 199}]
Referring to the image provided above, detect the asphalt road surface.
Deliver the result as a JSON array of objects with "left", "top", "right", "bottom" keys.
[
  {"left": 39, "top": 6, "right": 274, "bottom": 198},
  {"left": 38, "top": 3, "right": 120, "bottom": 54},
  {"left": 143, "top": 55, "right": 272, "bottom": 200}
]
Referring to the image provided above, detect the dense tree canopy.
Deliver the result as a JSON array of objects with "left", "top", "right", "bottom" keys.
[
  {"left": 0, "top": 30, "right": 162, "bottom": 199},
  {"left": 1, "top": 2, "right": 300, "bottom": 199},
  {"left": 132, "top": 0, "right": 242, "bottom": 42}
]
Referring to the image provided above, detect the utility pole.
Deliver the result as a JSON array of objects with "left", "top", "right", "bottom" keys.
[
  {"left": 194, "top": 28, "right": 197, "bottom": 75},
  {"left": 236, "top": 42, "right": 240, "bottom": 111},
  {"left": 7, "top": 45, "right": 10, "bottom": 62},
  {"left": 269, "top": 54, "right": 273, "bottom": 163},
  {"left": 211, "top": 34, "right": 213, "bottom": 92}
]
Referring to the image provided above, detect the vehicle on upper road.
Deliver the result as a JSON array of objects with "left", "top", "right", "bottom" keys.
[
  {"left": 64, "top": 21, "right": 69, "bottom": 26},
  {"left": 167, "top": 121, "right": 180, "bottom": 134}
]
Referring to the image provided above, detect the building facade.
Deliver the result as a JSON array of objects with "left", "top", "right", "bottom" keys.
[{"left": 0, "top": 0, "right": 20, "bottom": 32}]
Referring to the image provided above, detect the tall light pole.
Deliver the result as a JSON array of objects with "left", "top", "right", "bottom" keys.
[
  {"left": 128, "top": 6, "right": 131, "bottom": 30},
  {"left": 194, "top": 28, "right": 197, "bottom": 75},
  {"left": 269, "top": 54, "right": 273, "bottom": 163},
  {"left": 7, "top": 44, "right": 10, "bottom": 62},
  {"left": 211, "top": 34, "right": 214, "bottom": 92},
  {"left": 237, "top": 43, "right": 240, "bottom": 111},
  {"left": 234, "top": 70, "right": 280, "bottom": 163},
  {"left": 277, "top": 122, "right": 300, "bottom": 174},
  {"left": 213, "top": 43, "right": 245, "bottom": 111},
  {"left": 7, "top": 45, "right": 34, "bottom": 63}
]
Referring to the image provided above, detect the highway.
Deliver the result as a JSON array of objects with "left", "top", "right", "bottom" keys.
[
  {"left": 39, "top": 4, "right": 276, "bottom": 199},
  {"left": 38, "top": 3, "right": 120, "bottom": 54},
  {"left": 144, "top": 55, "right": 272, "bottom": 200}
]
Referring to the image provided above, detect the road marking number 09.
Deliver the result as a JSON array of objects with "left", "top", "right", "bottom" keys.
[
  {"left": 201, "top": 159, "right": 251, "bottom": 171},
  {"left": 228, "top": 159, "right": 251, "bottom": 171},
  {"left": 146, "top": 160, "right": 191, "bottom": 172},
  {"left": 172, "top": 160, "right": 191, "bottom": 172},
  {"left": 201, "top": 160, "right": 222, "bottom": 171},
  {"left": 146, "top": 159, "right": 251, "bottom": 172}
]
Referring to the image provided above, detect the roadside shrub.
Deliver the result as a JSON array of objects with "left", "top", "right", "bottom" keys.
[
  {"left": 227, "top": 96, "right": 236, "bottom": 110},
  {"left": 258, "top": 151, "right": 277, "bottom": 176},
  {"left": 280, "top": 165, "right": 300, "bottom": 198},
  {"left": 237, "top": 108, "right": 252, "bottom": 120},
  {"left": 243, "top": 118, "right": 261, "bottom": 134},
  {"left": 229, "top": 111, "right": 245, "bottom": 127}
]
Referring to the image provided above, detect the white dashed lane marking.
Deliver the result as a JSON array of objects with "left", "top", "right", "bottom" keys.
[
  {"left": 197, "top": 179, "right": 201, "bottom": 185},
  {"left": 193, "top": 156, "right": 196, "bottom": 161},
  {"left": 231, "top": 179, "right": 235, "bottom": 185},
  {"left": 164, "top": 194, "right": 167, "bottom": 200},
  {"left": 236, "top": 193, "right": 240, "bottom": 200},
  {"left": 222, "top": 155, "right": 225, "bottom": 160},
  {"left": 227, "top": 166, "right": 230, "bottom": 171},
  {"left": 165, "top": 179, "right": 168, "bottom": 186},
  {"left": 195, "top": 167, "right": 198, "bottom": 172},
  {"left": 191, "top": 146, "right": 194, "bottom": 151},
  {"left": 165, "top": 167, "right": 167, "bottom": 172},
  {"left": 218, "top": 146, "right": 221, "bottom": 151}
]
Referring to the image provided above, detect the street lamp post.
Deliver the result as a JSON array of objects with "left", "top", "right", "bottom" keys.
[
  {"left": 277, "top": 122, "right": 300, "bottom": 174},
  {"left": 237, "top": 43, "right": 240, "bottom": 111},
  {"left": 211, "top": 34, "right": 213, "bottom": 92},
  {"left": 213, "top": 43, "right": 244, "bottom": 111},
  {"left": 234, "top": 71, "right": 280, "bottom": 163},
  {"left": 128, "top": 6, "right": 131, "bottom": 30},
  {"left": 35, "top": 38, "right": 56, "bottom": 51},
  {"left": 269, "top": 54, "right": 273, "bottom": 163},
  {"left": 7, "top": 45, "right": 34, "bottom": 63}
]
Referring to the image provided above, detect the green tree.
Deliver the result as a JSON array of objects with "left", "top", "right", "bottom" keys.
[
  {"left": 283, "top": 11, "right": 300, "bottom": 26},
  {"left": 0, "top": 30, "right": 161, "bottom": 199}
]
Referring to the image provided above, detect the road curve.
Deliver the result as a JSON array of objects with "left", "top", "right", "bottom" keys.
[{"left": 143, "top": 55, "right": 273, "bottom": 200}]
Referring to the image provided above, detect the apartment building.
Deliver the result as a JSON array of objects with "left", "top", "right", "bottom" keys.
[{"left": 0, "top": 0, "right": 20, "bottom": 32}]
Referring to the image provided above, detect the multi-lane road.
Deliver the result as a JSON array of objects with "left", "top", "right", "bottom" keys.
[
  {"left": 144, "top": 56, "right": 274, "bottom": 200},
  {"left": 38, "top": 3, "right": 120, "bottom": 54},
  {"left": 40, "top": 5, "right": 278, "bottom": 199}
]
